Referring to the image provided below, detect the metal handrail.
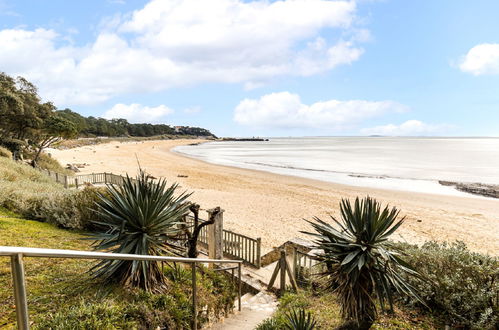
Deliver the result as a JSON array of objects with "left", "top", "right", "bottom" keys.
[{"left": 0, "top": 246, "right": 242, "bottom": 330}]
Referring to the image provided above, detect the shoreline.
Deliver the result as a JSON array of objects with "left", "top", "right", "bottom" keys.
[
  {"left": 50, "top": 139, "right": 499, "bottom": 255},
  {"left": 173, "top": 144, "right": 497, "bottom": 200}
]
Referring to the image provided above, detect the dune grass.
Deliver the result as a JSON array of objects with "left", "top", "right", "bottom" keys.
[{"left": 0, "top": 208, "right": 236, "bottom": 329}]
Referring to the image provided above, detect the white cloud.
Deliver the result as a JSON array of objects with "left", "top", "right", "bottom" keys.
[
  {"left": 361, "top": 120, "right": 453, "bottom": 136},
  {"left": 459, "top": 43, "right": 499, "bottom": 75},
  {"left": 233, "top": 92, "right": 408, "bottom": 129},
  {"left": 103, "top": 103, "right": 174, "bottom": 123},
  {"left": 0, "top": 0, "right": 365, "bottom": 106}
]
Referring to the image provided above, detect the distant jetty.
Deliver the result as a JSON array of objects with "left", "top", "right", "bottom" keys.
[
  {"left": 439, "top": 181, "right": 499, "bottom": 199},
  {"left": 220, "top": 138, "right": 269, "bottom": 142}
]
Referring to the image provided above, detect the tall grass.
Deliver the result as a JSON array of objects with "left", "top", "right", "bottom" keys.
[{"left": 0, "top": 157, "right": 99, "bottom": 229}]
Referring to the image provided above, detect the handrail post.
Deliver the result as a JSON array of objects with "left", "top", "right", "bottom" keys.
[
  {"left": 11, "top": 253, "right": 29, "bottom": 330},
  {"left": 63, "top": 175, "right": 68, "bottom": 189},
  {"left": 237, "top": 262, "right": 242, "bottom": 312},
  {"left": 280, "top": 250, "right": 286, "bottom": 295},
  {"left": 256, "top": 237, "right": 261, "bottom": 268},
  {"left": 207, "top": 207, "right": 224, "bottom": 268},
  {"left": 192, "top": 262, "right": 197, "bottom": 330}
]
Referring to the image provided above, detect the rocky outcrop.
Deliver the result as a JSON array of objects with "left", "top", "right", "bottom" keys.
[{"left": 439, "top": 181, "right": 499, "bottom": 199}]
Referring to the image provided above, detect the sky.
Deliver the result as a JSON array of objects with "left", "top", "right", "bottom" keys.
[{"left": 1, "top": 0, "right": 498, "bottom": 137}]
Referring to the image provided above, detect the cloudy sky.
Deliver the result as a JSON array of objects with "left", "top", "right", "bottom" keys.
[{"left": 1, "top": 0, "right": 498, "bottom": 137}]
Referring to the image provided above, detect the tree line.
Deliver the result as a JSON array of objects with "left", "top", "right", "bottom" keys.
[
  {"left": 56, "top": 109, "right": 215, "bottom": 138},
  {"left": 0, "top": 72, "right": 215, "bottom": 164}
]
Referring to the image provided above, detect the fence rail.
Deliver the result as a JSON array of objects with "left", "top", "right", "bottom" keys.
[
  {"left": 0, "top": 246, "right": 242, "bottom": 330},
  {"left": 293, "top": 248, "right": 325, "bottom": 286},
  {"left": 40, "top": 169, "right": 133, "bottom": 188},
  {"left": 41, "top": 169, "right": 263, "bottom": 268}
]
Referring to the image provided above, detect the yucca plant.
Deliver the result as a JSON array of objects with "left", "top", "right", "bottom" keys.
[
  {"left": 302, "top": 196, "right": 424, "bottom": 330},
  {"left": 284, "top": 308, "right": 317, "bottom": 330},
  {"left": 90, "top": 170, "right": 192, "bottom": 292}
]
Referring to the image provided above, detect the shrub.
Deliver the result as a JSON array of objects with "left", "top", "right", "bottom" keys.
[
  {"left": 23, "top": 187, "right": 104, "bottom": 229},
  {"left": 302, "top": 197, "right": 423, "bottom": 329},
  {"left": 397, "top": 241, "right": 498, "bottom": 329},
  {"left": 0, "top": 146, "right": 12, "bottom": 159},
  {"left": 0, "top": 156, "right": 103, "bottom": 229},
  {"left": 90, "top": 170, "right": 192, "bottom": 291}
]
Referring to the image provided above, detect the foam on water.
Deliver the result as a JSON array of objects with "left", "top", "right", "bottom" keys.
[{"left": 174, "top": 137, "right": 499, "bottom": 198}]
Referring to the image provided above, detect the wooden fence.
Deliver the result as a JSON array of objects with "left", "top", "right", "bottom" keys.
[
  {"left": 40, "top": 169, "right": 131, "bottom": 188},
  {"left": 41, "top": 169, "right": 263, "bottom": 268},
  {"left": 185, "top": 215, "right": 261, "bottom": 268},
  {"left": 292, "top": 248, "right": 324, "bottom": 286}
]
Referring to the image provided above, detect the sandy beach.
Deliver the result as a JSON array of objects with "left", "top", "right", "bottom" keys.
[{"left": 50, "top": 139, "right": 499, "bottom": 255}]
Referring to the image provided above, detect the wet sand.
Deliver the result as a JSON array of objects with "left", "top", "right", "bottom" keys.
[{"left": 50, "top": 139, "right": 499, "bottom": 255}]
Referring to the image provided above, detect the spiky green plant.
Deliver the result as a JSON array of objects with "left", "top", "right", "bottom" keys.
[
  {"left": 303, "top": 196, "right": 423, "bottom": 329},
  {"left": 90, "top": 170, "right": 192, "bottom": 292},
  {"left": 284, "top": 309, "right": 317, "bottom": 330}
]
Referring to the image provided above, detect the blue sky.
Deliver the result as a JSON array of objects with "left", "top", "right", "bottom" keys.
[{"left": 1, "top": 0, "right": 498, "bottom": 137}]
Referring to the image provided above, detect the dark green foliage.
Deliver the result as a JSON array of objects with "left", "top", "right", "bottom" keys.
[
  {"left": 57, "top": 108, "right": 216, "bottom": 138},
  {"left": 284, "top": 309, "right": 317, "bottom": 330},
  {"left": 90, "top": 171, "right": 192, "bottom": 292},
  {"left": 397, "top": 241, "right": 498, "bottom": 329},
  {"left": 303, "top": 197, "right": 423, "bottom": 329}
]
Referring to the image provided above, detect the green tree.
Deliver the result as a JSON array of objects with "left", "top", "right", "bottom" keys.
[
  {"left": 303, "top": 197, "right": 424, "bottom": 330},
  {"left": 30, "top": 114, "right": 78, "bottom": 166}
]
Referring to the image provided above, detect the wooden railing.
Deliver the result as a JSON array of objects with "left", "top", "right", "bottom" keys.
[
  {"left": 185, "top": 216, "right": 261, "bottom": 268},
  {"left": 292, "top": 248, "right": 324, "bottom": 286},
  {"left": 223, "top": 229, "right": 261, "bottom": 268},
  {"left": 40, "top": 169, "right": 132, "bottom": 188},
  {"left": 41, "top": 169, "right": 263, "bottom": 268}
]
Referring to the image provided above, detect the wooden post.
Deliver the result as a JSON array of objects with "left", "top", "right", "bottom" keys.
[
  {"left": 63, "top": 175, "right": 68, "bottom": 189},
  {"left": 267, "top": 249, "right": 298, "bottom": 295},
  {"left": 279, "top": 250, "right": 287, "bottom": 293},
  {"left": 206, "top": 207, "right": 224, "bottom": 267},
  {"left": 256, "top": 237, "right": 262, "bottom": 268},
  {"left": 75, "top": 178, "right": 79, "bottom": 189}
]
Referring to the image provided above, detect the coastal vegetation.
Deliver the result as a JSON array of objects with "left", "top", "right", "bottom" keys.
[
  {"left": 0, "top": 155, "right": 100, "bottom": 229},
  {"left": 0, "top": 72, "right": 215, "bottom": 165},
  {"left": 0, "top": 208, "right": 236, "bottom": 328},
  {"left": 91, "top": 171, "right": 192, "bottom": 291},
  {"left": 303, "top": 197, "right": 424, "bottom": 329},
  {"left": 259, "top": 240, "right": 498, "bottom": 329},
  {"left": 257, "top": 197, "right": 497, "bottom": 329}
]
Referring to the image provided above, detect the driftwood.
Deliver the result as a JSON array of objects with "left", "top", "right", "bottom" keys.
[{"left": 183, "top": 204, "right": 218, "bottom": 258}]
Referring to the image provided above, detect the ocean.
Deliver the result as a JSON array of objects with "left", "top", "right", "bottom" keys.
[{"left": 173, "top": 137, "right": 499, "bottom": 197}]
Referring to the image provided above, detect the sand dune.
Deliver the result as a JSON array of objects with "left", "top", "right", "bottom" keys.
[{"left": 50, "top": 139, "right": 499, "bottom": 255}]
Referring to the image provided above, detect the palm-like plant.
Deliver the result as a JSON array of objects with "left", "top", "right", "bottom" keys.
[
  {"left": 284, "top": 309, "right": 317, "bottom": 330},
  {"left": 303, "top": 197, "right": 423, "bottom": 329},
  {"left": 90, "top": 170, "right": 191, "bottom": 292}
]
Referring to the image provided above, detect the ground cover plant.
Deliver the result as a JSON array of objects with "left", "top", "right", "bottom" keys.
[{"left": 0, "top": 208, "right": 236, "bottom": 329}]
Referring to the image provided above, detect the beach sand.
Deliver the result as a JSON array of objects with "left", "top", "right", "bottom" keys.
[{"left": 50, "top": 139, "right": 499, "bottom": 255}]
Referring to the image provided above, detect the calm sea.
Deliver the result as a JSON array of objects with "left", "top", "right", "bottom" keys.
[{"left": 174, "top": 137, "right": 499, "bottom": 197}]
